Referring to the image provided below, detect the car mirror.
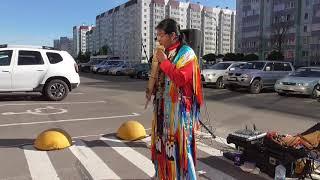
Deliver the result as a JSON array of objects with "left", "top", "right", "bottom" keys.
[
  {"left": 265, "top": 66, "right": 271, "bottom": 71},
  {"left": 229, "top": 67, "right": 235, "bottom": 71}
]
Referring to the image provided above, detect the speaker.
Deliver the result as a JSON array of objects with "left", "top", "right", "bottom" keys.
[
  {"left": 180, "top": 29, "right": 202, "bottom": 67},
  {"left": 180, "top": 29, "right": 202, "bottom": 58}
]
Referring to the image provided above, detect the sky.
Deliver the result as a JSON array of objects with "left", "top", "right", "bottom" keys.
[{"left": 0, "top": 0, "right": 235, "bottom": 46}]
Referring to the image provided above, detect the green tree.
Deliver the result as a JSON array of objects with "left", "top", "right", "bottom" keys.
[
  {"left": 235, "top": 53, "right": 245, "bottom": 61},
  {"left": 223, "top": 53, "right": 236, "bottom": 61},
  {"left": 202, "top": 53, "right": 216, "bottom": 62},
  {"left": 77, "top": 52, "right": 90, "bottom": 63},
  {"left": 99, "top": 45, "right": 110, "bottom": 55},
  {"left": 267, "top": 51, "right": 284, "bottom": 61},
  {"left": 244, "top": 53, "right": 259, "bottom": 61},
  {"left": 217, "top": 54, "right": 224, "bottom": 59}
]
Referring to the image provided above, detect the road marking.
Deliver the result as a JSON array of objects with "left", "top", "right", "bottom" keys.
[
  {"left": 196, "top": 131, "right": 235, "bottom": 149},
  {"left": 69, "top": 139, "right": 120, "bottom": 179},
  {"left": 2, "top": 106, "right": 68, "bottom": 116},
  {"left": 0, "top": 113, "right": 140, "bottom": 127},
  {"left": 197, "top": 142, "right": 226, "bottom": 157},
  {"left": 23, "top": 145, "right": 60, "bottom": 180},
  {"left": 0, "top": 101, "right": 106, "bottom": 107},
  {"left": 100, "top": 137, "right": 155, "bottom": 177}
]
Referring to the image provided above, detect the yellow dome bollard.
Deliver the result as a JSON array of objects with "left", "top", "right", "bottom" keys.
[
  {"left": 117, "top": 120, "right": 146, "bottom": 141},
  {"left": 34, "top": 128, "right": 72, "bottom": 151}
]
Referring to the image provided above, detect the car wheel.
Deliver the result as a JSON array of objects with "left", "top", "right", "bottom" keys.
[
  {"left": 311, "top": 87, "right": 318, "bottom": 99},
  {"left": 250, "top": 79, "right": 262, "bottom": 94},
  {"left": 216, "top": 77, "right": 224, "bottom": 89},
  {"left": 44, "top": 79, "right": 69, "bottom": 101},
  {"left": 226, "top": 85, "right": 236, "bottom": 91},
  {"left": 96, "top": 68, "right": 101, "bottom": 74},
  {"left": 277, "top": 92, "right": 287, "bottom": 96}
]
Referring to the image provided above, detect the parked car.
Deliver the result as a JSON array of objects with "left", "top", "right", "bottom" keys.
[
  {"left": 91, "top": 60, "right": 109, "bottom": 73},
  {"left": 224, "top": 61, "right": 295, "bottom": 93},
  {"left": 109, "top": 63, "right": 132, "bottom": 75},
  {"left": 98, "top": 60, "right": 126, "bottom": 74},
  {"left": 127, "top": 63, "right": 150, "bottom": 78},
  {"left": 79, "top": 59, "right": 104, "bottom": 72},
  {"left": 201, "top": 61, "right": 246, "bottom": 89},
  {"left": 0, "top": 44, "right": 80, "bottom": 101},
  {"left": 316, "top": 81, "right": 320, "bottom": 101},
  {"left": 275, "top": 67, "right": 320, "bottom": 98}
]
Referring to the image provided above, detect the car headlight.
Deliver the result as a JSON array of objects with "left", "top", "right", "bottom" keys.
[
  {"left": 276, "top": 80, "right": 282, "bottom": 85},
  {"left": 297, "top": 83, "right": 308, "bottom": 86},
  {"left": 205, "top": 74, "right": 215, "bottom": 77},
  {"left": 241, "top": 74, "right": 249, "bottom": 78},
  {"left": 316, "top": 84, "right": 320, "bottom": 90}
]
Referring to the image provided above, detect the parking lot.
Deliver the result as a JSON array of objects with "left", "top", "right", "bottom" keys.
[{"left": 0, "top": 73, "right": 318, "bottom": 179}]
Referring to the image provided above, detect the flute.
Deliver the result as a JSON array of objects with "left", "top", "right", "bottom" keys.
[{"left": 145, "top": 45, "right": 164, "bottom": 109}]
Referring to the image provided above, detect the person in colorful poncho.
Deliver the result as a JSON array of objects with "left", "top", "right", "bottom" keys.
[{"left": 148, "top": 18, "right": 203, "bottom": 180}]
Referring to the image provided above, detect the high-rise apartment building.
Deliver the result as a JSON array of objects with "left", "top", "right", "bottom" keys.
[
  {"left": 92, "top": 0, "right": 235, "bottom": 62},
  {"left": 236, "top": 0, "right": 320, "bottom": 66}
]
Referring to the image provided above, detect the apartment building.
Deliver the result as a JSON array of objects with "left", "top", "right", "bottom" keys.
[
  {"left": 92, "top": 0, "right": 235, "bottom": 62},
  {"left": 236, "top": 0, "right": 320, "bottom": 66},
  {"left": 53, "top": 37, "right": 73, "bottom": 55},
  {"left": 73, "top": 25, "right": 93, "bottom": 57}
]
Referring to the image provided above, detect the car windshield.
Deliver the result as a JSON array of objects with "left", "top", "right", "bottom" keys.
[
  {"left": 291, "top": 68, "right": 320, "bottom": 77},
  {"left": 209, "top": 63, "right": 231, "bottom": 70},
  {"left": 98, "top": 61, "right": 108, "bottom": 65},
  {"left": 241, "top": 62, "right": 266, "bottom": 70}
]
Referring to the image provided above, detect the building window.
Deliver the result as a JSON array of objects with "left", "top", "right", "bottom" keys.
[
  {"left": 304, "top": 25, "right": 308, "bottom": 32},
  {"left": 302, "top": 51, "right": 309, "bottom": 57},
  {"left": 286, "top": 14, "right": 291, "bottom": 21},
  {"left": 304, "top": 13, "right": 308, "bottom": 20}
]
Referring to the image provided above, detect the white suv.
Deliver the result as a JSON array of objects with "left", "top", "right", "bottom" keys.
[
  {"left": 202, "top": 61, "right": 246, "bottom": 89},
  {"left": 0, "top": 45, "right": 80, "bottom": 101}
]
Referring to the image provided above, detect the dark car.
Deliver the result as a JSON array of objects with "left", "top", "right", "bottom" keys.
[
  {"left": 80, "top": 59, "right": 104, "bottom": 72},
  {"left": 128, "top": 63, "right": 150, "bottom": 78}
]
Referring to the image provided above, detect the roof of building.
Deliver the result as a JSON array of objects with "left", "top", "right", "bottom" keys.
[{"left": 189, "top": 3, "right": 201, "bottom": 11}]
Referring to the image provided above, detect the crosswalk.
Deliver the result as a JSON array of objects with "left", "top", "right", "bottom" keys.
[{"left": 0, "top": 135, "right": 268, "bottom": 180}]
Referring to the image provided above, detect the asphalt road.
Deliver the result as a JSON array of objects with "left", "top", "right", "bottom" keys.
[{"left": 0, "top": 73, "right": 317, "bottom": 180}]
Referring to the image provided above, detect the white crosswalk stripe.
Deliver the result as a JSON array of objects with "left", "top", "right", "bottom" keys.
[
  {"left": 23, "top": 145, "right": 60, "bottom": 180},
  {"left": 4, "top": 135, "right": 266, "bottom": 180},
  {"left": 69, "top": 139, "right": 121, "bottom": 180},
  {"left": 100, "top": 136, "right": 155, "bottom": 177}
]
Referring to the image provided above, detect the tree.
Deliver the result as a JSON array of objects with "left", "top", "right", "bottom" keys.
[
  {"left": 223, "top": 53, "right": 236, "bottom": 61},
  {"left": 76, "top": 51, "right": 92, "bottom": 63},
  {"left": 270, "top": 18, "right": 291, "bottom": 53},
  {"left": 235, "top": 53, "right": 245, "bottom": 61},
  {"left": 217, "top": 54, "right": 224, "bottom": 59},
  {"left": 244, "top": 53, "right": 259, "bottom": 61},
  {"left": 202, "top": 53, "right": 216, "bottom": 62},
  {"left": 267, "top": 50, "right": 284, "bottom": 61},
  {"left": 99, "top": 45, "right": 111, "bottom": 55}
]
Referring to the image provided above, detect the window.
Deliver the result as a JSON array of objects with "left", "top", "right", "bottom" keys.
[
  {"left": 283, "top": 63, "right": 292, "bottom": 71},
  {"left": 304, "top": 13, "right": 309, "bottom": 20},
  {"left": 302, "top": 51, "right": 309, "bottom": 57},
  {"left": 46, "top": 52, "right": 63, "bottom": 64},
  {"left": 304, "top": 25, "right": 308, "bottom": 32},
  {"left": 0, "top": 50, "right": 12, "bottom": 66},
  {"left": 264, "top": 62, "right": 274, "bottom": 71},
  {"left": 274, "top": 63, "right": 286, "bottom": 71},
  {"left": 18, "top": 51, "right": 44, "bottom": 65},
  {"left": 287, "top": 14, "right": 291, "bottom": 21}
]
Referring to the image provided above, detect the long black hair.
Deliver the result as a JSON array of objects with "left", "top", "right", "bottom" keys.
[{"left": 156, "top": 18, "right": 184, "bottom": 43}]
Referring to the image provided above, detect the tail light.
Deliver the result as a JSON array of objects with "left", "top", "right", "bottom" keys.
[{"left": 74, "top": 63, "right": 79, "bottom": 73}]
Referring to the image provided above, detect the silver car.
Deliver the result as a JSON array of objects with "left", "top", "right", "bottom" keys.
[
  {"left": 316, "top": 81, "right": 320, "bottom": 101},
  {"left": 224, "top": 61, "right": 294, "bottom": 93},
  {"left": 275, "top": 67, "right": 320, "bottom": 98}
]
